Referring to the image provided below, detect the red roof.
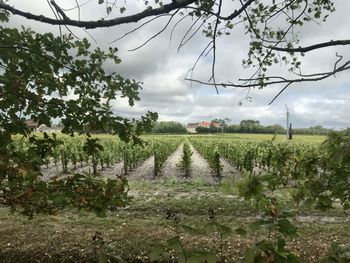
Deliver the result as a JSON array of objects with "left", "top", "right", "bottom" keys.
[
  {"left": 198, "top": 121, "right": 211, "bottom": 128},
  {"left": 211, "top": 122, "right": 221, "bottom": 128},
  {"left": 198, "top": 121, "right": 221, "bottom": 128}
]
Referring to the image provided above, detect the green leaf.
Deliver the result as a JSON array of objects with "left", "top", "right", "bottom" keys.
[
  {"left": 216, "top": 223, "right": 232, "bottom": 239},
  {"left": 249, "top": 220, "right": 263, "bottom": 232},
  {"left": 120, "top": 7, "right": 126, "bottom": 14},
  {"left": 277, "top": 218, "right": 298, "bottom": 238},
  {"left": 94, "top": 207, "right": 107, "bottom": 217},
  {"left": 235, "top": 227, "right": 247, "bottom": 236},
  {"left": 186, "top": 250, "right": 216, "bottom": 263},
  {"left": 149, "top": 244, "right": 165, "bottom": 262},
  {"left": 166, "top": 236, "right": 182, "bottom": 251},
  {"left": 245, "top": 247, "right": 256, "bottom": 263},
  {"left": 181, "top": 224, "right": 202, "bottom": 235},
  {"left": 112, "top": 256, "right": 129, "bottom": 263},
  {"left": 203, "top": 222, "right": 216, "bottom": 234},
  {"left": 97, "top": 252, "right": 108, "bottom": 263},
  {"left": 51, "top": 194, "right": 67, "bottom": 206}
]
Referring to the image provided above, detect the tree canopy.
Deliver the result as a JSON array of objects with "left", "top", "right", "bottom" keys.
[
  {"left": 151, "top": 121, "right": 187, "bottom": 133},
  {"left": 0, "top": 7, "right": 158, "bottom": 216}
]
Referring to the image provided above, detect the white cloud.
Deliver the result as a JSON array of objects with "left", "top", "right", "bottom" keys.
[{"left": 6, "top": 0, "right": 350, "bottom": 128}]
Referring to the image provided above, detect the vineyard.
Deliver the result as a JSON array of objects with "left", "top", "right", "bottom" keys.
[{"left": 1, "top": 132, "right": 350, "bottom": 262}]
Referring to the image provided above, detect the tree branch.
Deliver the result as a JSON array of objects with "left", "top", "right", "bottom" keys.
[
  {"left": 208, "top": 0, "right": 223, "bottom": 94},
  {"left": 226, "top": 0, "right": 255, "bottom": 20},
  {"left": 270, "top": 39, "right": 350, "bottom": 53},
  {"left": 0, "top": 0, "right": 197, "bottom": 29},
  {"left": 128, "top": 10, "right": 179, "bottom": 52},
  {"left": 185, "top": 0, "right": 255, "bottom": 21},
  {"left": 185, "top": 59, "right": 350, "bottom": 103},
  {"left": 50, "top": 0, "right": 71, "bottom": 21}
]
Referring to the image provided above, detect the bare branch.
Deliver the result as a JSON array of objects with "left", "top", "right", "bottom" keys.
[
  {"left": 178, "top": 15, "right": 211, "bottom": 52},
  {"left": 128, "top": 10, "right": 179, "bottom": 52},
  {"left": 177, "top": 15, "right": 202, "bottom": 52},
  {"left": 225, "top": 0, "right": 255, "bottom": 20},
  {"left": 74, "top": 0, "right": 81, "bottom": 21},
  {"left": 109, "top": 14, "right": 171, "bottom": 44},
  {"left": 46, "top": 0, "right": 62, "bottom": 37},
  {"left": 169, "top": 14, "right": 190, "bottom": 46},
  {"left": 186, "top": 59, "right": 350, "bottom": 103},
  {"left": 61, "top": 0, "right": 93, "bottom": 12},
  {"left": 185, "top": 41, "right": 213, "bottom": 79},
  {"left": 50, "top": 0, "right": 71, "bottom": 21},
  {"left": 268, "top": 82, "right": 293, "bottom": 104},
  {"left": 208, "top": 0, "right": 223, "bottom": 94}
]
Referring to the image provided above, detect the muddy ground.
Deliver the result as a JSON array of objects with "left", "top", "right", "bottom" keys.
[{"left": 1, "top": 144, "right": 349, "bottom": 263}]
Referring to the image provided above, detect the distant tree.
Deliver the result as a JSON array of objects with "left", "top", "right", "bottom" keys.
[
  {"left": 226, "top": 124, "right": 240, "bottom": 133},
  {"left": 240, "top": 120, "right": 260, "bottom": 126},
  {"left": 266, "top": 125, "right": 286, "bottom": 134},
  {"left": 195, "top": 126, "right": 210, "bottom": 133},
  {"left": 239, "top": 120, "right": 260, "bottom": 133},
  {"left": 293, "top": 125, "right": 332, "bottom": 135},
  {"left": 152, "top": 121, "right": 187, "bottom": 134},
  {"left": 209, "top": 123, "right": 220, "bottom": 133},
  {"left": 225, "top": 121, "right": 285, "bottom": 134}
]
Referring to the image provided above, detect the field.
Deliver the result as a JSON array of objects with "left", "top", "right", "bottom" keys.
[{"left": 1, "top": 133, "right": 349, "bottom": 263}]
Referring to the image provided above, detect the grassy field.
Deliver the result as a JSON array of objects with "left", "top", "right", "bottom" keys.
[
  {"left": 23, "top": 132, "right": 327, "bottom": 143},
  {"left": 1, "top": 132, "right": 346, "bottom": 263},
  {"left": 1, "top": 179, "right": 349, "bottom": 263}
]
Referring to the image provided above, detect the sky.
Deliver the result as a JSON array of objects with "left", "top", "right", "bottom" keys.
[{"left": 6, "top": 0, "right": 350, "bottom": 129}]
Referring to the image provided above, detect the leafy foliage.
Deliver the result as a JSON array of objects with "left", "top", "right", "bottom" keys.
[
  {"left": 322, "top": 242, "right": 350, "bottom": 263},
  {"left": 151, "top": 121, "right": 187, "bottom": 134},
  {"left": 0, "top": 12, "right": 157, "bottom": 216},
  {"left": 190, "top": 138, "right": 223, "bottom": 179},
  {"left": 153, "top": 138, "right": 182, "bottom": 177},
  {"left": 177, "top": 141, "right": 193, "bottom": 178}
]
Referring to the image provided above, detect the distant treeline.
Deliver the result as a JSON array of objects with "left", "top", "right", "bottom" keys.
[
  {"left": 292, "top": 125, "right": 334, "bottom": 135},
  {"left": 151, "top": 121, "right": 187, "bottom": 134},
  {"left": 150, "top": 120, "right": 333, "bottom": 135}
]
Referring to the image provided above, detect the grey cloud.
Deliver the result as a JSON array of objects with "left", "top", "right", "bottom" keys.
[{"left": 6, "top": 0, "right": 350, "bottom": 128}]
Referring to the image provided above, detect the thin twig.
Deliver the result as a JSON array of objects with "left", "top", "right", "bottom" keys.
[
  {"left": 128, "top": 10, "right": 179, "bottom": 52},
  {"left": 109, "top": 14, "right": 170, "bottom": 44}
]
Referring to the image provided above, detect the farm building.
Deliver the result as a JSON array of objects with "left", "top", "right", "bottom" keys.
[
  {"left": 186, "top": 123, "right": 199, "bottom": 133},
  {"left": 24, "top": 119, "right": 39, "bottom": 132},
  {"left": 38, "top": 124, "right": 64, "bottom": 133},
  {"left": 186, "top": 121, "right": 222, "bottom": 133}
]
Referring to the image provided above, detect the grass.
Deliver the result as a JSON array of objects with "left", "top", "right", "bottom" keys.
[
  {"left": 15, "top": 132, "right": 327, "bottom": 144},
  {"left": 1, "top": 177, "right": 349, "bottom": 263},
  {"left": 185, "top": 133, "right": 326, "bottom": 143}
]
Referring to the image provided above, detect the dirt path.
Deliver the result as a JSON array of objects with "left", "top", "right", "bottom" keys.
[
  {"left": 128, "top": 156, "right": 155, "bottom": 180},
  {"left": 41, "top": 161, "right": 124, "bottom": 181},
  {"left": 128, "top": 142, "right": 216, "bottom": 182},
  {"left": 189, "top": 144, "right": 214, "bottom": 183},
  {"left": 99, "top": 161, "right": 124, "bottom": 178},
  {"left": 221, "top": 158, "right": 240, "bottom": 180},
  {"left": 40, "top": 143, "right": 240, "bottom": 183},
  {"left": 162, "top": 143, "right": 184, "bottom": 179}
]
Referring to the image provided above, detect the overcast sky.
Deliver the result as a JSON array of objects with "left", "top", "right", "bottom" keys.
[{"left": 7, "top": 0, "right": 350, "bottom": 129}]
